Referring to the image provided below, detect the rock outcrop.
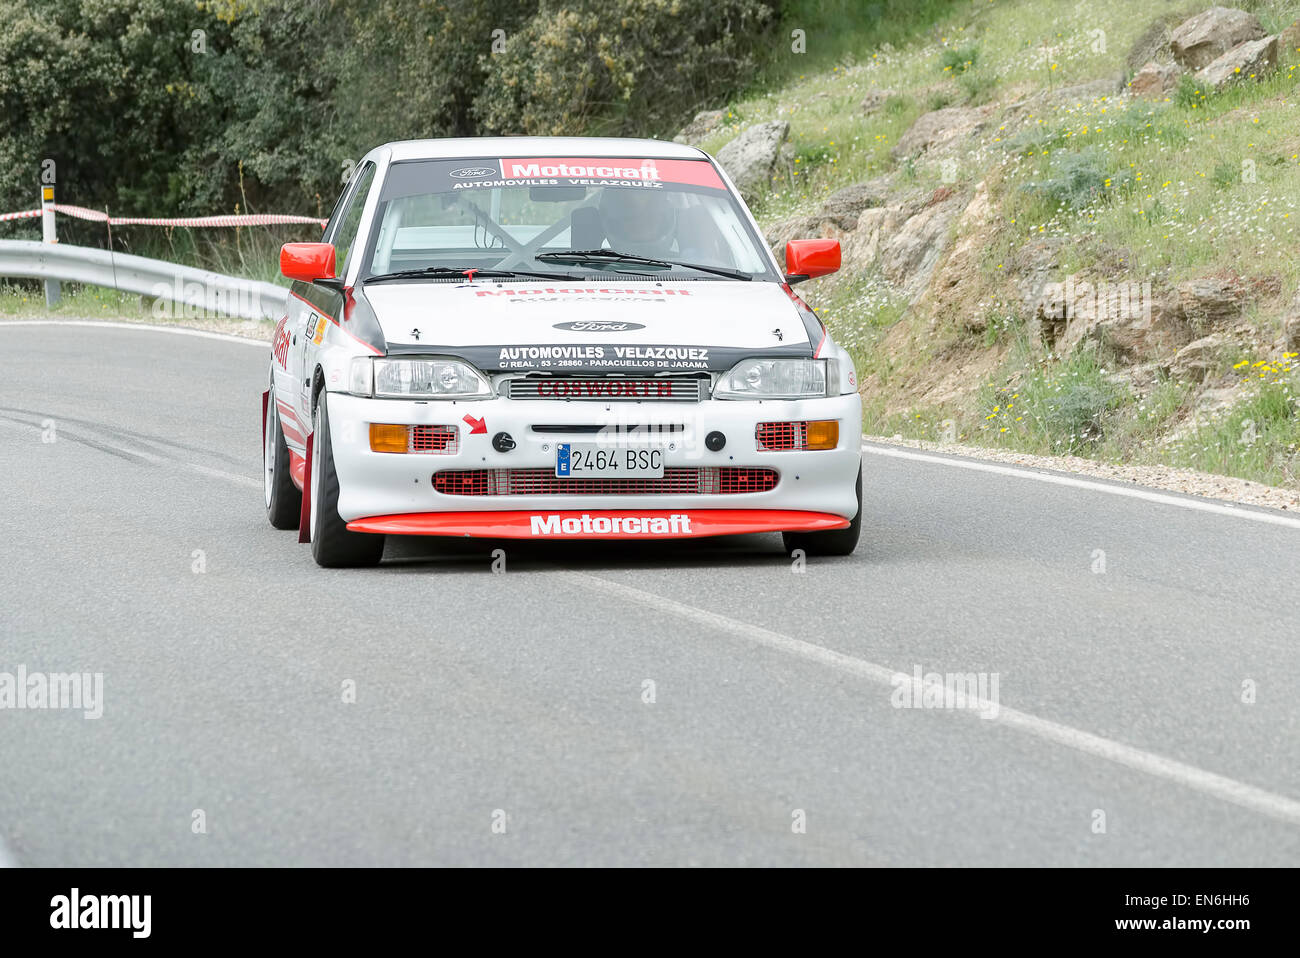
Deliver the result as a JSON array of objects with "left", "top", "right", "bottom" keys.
[
  {"left": 876, "top": 192, "right": 967, "bottom": 301},
  {"left": 891, "top": 106, "right": 991, "bottom": 160},
  {"left": 715, "top": 120, "right": 790, "bottom": 202},
  {"left": 818, "top": 180, "right": 889, "bottom": 229},
  {"left": 921, "top": 182, "right": 998, "bottom": 329},
  {"left": 859, "top": 89, "right": 897, "bottom": 114},
  {"left": 673, "top": 110, "right": 726, "bottom": 146},
  {"left": 1170, "top": 333, "right": 1232, "bottom": 381},
  {"left": 1195, "top": 34, "right": 1278, "bottom": 89},
  {"left": 1170, "top": 7, "right": 1265, "bottom": 69},
  {"left": 1129, "top": 60, "right": 1181, "bottom": 99},
  {"left": 1178, "top": 276, "right": 1246, "bottom": 331},
  {"left": 1280, "top": 19, "right": 1300, "bottom": 62}
]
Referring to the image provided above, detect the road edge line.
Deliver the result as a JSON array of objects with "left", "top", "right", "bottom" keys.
[
  {"left": 3, "top": 319, "right": 270, "bottom": 348},
  {"left": 862, "top": 442, "right": 1300, "bottom": 531}
]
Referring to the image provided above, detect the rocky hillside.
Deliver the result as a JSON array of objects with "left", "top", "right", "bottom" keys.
[{"left": 689, "top": 1, "right": 1300, "bottom": 488}]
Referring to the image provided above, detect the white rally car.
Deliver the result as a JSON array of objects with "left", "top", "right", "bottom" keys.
[{"left": 263, "top": 137, "right": 862, "bottom": 567}]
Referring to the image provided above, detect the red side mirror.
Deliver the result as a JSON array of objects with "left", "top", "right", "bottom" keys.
[
  {"left": 785, "top": 239, "right": 840, "bottom": 283},
  {"left": 280, "top": 243, "right": 337, "bottom": 284}
]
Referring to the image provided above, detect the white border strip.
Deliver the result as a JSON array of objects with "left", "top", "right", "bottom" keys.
[
  {"left": 2, "top": 319, "right": 270, "bottom": 348},
  {"left": 569, "top": 571, "right": 1300, "bottom": 826},
  {"left": 863, "top": 442, "right": 1300, "bottom": 531}
]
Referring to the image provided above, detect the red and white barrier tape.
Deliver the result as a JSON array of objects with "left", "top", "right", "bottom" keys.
[{"left": 0, "top": 204, "right": 325, "bottom": 229}]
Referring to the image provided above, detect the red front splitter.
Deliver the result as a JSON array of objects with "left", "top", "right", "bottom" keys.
[{"left": 345, "top": 509, "right": 849, "bottom": 539}]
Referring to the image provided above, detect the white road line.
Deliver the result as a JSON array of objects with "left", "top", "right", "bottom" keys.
[
  {"left": 3, "top": 319, "right": 270, "bottom": 348},
  {"left": 0, "top": 834, "right": 19, "bottom": 868},
  {"left": 863, "top": 442, "right": 1300, "bottom": 531},
  {"left": 567, "top": 571, "right": 1300, "bottom": 827}
]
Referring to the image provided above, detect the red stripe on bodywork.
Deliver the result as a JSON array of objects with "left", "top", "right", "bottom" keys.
[
  {"left": 277, "top": 401, "right": 305, "bottom": 443},
  {"left": 345, "top": 509, "right": 849, "bottom": 538},
  {"left": 280, "top": 420, "right": 305, "bottom": 445}
]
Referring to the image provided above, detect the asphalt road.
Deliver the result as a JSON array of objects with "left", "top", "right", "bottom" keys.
[{"left": 1, "top": 322, "right": 1298, "bottom": 866}]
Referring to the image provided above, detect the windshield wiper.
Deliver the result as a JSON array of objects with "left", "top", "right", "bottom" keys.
[
  {"left": 364, "top": 266, "right": 578, "bottom": 284},
  {"left": 535, "top": 249, "right": 752, "bottom": 281}
]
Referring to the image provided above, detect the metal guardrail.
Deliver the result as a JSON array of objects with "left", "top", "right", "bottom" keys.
[{"left": 0, "top": 240, "right": 288, "bottom": 321}]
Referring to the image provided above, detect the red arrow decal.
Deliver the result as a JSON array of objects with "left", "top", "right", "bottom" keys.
[{"left": 463, "top": 414, "right": 486, "bottom": 435}]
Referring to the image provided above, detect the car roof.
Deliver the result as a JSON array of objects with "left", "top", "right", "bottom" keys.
[{"left": 383, "top": 136, "right": 708, "bottom": 162}]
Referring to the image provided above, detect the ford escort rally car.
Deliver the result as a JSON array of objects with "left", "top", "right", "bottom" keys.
[{"left": 262, "top": 137, "right": 862, "bottom": 566}]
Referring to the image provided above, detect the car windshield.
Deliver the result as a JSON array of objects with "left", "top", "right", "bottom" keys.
[{"left": 361, "top": 156, "right": 776, "bottom": 281}]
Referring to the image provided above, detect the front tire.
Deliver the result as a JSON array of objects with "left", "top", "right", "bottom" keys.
[
  {"left": 309, "top": 393, "right": 385, "bottom": 568},
  {"left": 782, "top": 464, "right": 862, "bottom": 557},
  {"left": 265, "top": 379, "right": 302, "bottom": 530}
]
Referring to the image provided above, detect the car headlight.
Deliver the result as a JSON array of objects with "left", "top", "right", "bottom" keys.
[
  {"left": 349, "top": 357, "right": 492, "bottom": 399},
  {"left": 714, "top": 358, "right": 830, "bottom": 399}
]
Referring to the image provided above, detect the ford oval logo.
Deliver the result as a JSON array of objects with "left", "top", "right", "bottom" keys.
[
  {"left": 553, "top": 321, "right": 646, "bottom": 332},
  {"left": 450, "top": 167, "right": 496, "bottom": 179}
]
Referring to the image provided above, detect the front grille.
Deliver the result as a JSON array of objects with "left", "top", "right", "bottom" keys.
[
  {"left": 505, "top": 377, "right": 706, "bottom": 402},
  {"left": 410, "top": 425, "right": 459, "bottom": 454},
  {"left": 756, "top": 421, "right": 807, "bottom": 451},
  {"left": 432, "top": 467, "right": 778, "bottom": 496}
]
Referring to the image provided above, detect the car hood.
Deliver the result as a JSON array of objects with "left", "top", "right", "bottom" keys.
[{"left": 361, "top": 279, "right": 818, "bottom": 373}]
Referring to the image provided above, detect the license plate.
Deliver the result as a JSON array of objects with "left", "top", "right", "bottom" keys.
[{"left": 555, "top": 443, "right": 665, "bottom": 479}]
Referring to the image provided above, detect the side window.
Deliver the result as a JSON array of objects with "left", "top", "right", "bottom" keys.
[
  {"left": 326, "top": 162, "right": 376, "bottom": 274},
  {"left": 321, "top": 177, "right": 354, "bottom": 240}
]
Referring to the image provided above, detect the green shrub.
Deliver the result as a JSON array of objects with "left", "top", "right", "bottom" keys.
[
  {"left": 1211, "top": 160, "right": 1239, "bottom": 188},
  {"left": 472, "top": 0, "right": 774, "bottom": 137},
  {"left": 1174, "top": 73, "right": 1207, "bottom": 109},
  {"left": 1022, "top": 147, "right": 1132, "bottom": 210},
  {"left": 0, "top": 0, "right": 225, "bottom": 234},
  {"left": 940, "top": 44, "right": 979, "bottom": 74},
  {"left": 1005, "top": 123, "right": 1068, "bottom": 157},
  {"left": 958, "top": 69, "right": 997, "bottom": 105},
  {"left": 1168, "top": 378, "right": 1300, "bottom": 485},
  {"left": 926, "top": 88, "right": 955, "bottom": 111},
  {"left": 7, "top": 0, "right": 771, "bottom": 232},
  {"left": 980, "top": 348, "right": 1129, "bottom": 454}
]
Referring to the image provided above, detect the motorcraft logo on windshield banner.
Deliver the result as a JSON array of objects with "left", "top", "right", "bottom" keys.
[
  {"left": 553, "top": 321, "right": 646, "bottom": 332},
  {"left": 499, "top": 157, "right": 725, "bottom": 189},
  {"left": 440, "top": 157, "right": 726, "bottom": 191}
]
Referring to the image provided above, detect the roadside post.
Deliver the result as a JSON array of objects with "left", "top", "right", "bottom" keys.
[{"left": 41, "top": 182, "right": 60, "bottom": 306}]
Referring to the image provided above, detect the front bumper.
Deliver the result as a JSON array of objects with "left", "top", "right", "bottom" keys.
[{"left": 325, "top": 391, "right": 862, "bottom": 537}]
